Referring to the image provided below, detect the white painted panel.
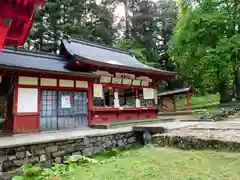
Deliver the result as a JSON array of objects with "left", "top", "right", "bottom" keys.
[
  {"left": 40, "top": 78, "right": 57, "bottom": 87},
  {"left": 76, "top": 81, "right": 88, "bottom": 88},
  {"left": 17, "top": 88, "right": 38, "bottom": 113},
  {"left": 143, "top": 88, "right": 154, "bottom": 99},
  {"left": 93, "top": 84, "right": 103, "bottom": 98},
  {"left": 141, "top": 80, "right": 149, "bottom": 86},
  {"left": 19, "top": 76, "right": 38, "bottom": 85},
  {"left": 59, "top": 79, "right": 74, "bottom": 87}
]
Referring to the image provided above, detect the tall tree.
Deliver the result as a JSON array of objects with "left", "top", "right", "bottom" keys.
[{"left": 169, "top": 0, "right": 240, "bottom": 102}]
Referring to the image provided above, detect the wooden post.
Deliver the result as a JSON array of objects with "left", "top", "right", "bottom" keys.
[
  {"left": 173, "top": 95, "right": 176, "bottom": 112},
  {"left": 186, "top": 92, "right": 191, "bottom": 112},
  {"left": 135, "top": 88, "right": 139, "bottom": 99}
]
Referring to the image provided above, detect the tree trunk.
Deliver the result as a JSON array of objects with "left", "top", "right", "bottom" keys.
[{"left": 219, "top": 82, "right": 232, "bottom": 103}]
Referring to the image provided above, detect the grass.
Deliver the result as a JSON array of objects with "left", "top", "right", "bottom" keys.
[
  {"left": 64, "top": 147, "right": 240, "bottom": 180},
  {"left": 176, "top": 94, "right": 220, "bottom": 110}
]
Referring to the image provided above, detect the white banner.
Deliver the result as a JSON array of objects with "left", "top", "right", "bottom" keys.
[{"left": 61, "top": 95, "right": 71, "bottom": 108}]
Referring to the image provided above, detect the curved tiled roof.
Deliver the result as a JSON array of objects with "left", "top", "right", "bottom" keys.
[
  {"left": 0, "top": 47, "right": 95, "bottom": 77},
  {"left": 61, "top": 38, "right": 176, "bottom": 75}
]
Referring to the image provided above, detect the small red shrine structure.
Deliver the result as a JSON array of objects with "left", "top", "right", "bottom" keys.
[
  {"left": 158, "top": 87, "right": 194, "bottom": 112},
  {"left": 0, "top": 0, "right": 45, "bottom": 50},
  {"left": 0, "top": 38, "right": 176, "bottom": 134}
]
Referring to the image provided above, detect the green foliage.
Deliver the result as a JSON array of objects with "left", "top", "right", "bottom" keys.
[{"left": 169, "top": 0, "right": 240, "bottom": 96}]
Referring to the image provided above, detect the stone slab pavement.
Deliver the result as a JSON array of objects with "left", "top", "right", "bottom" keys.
[
  {"left": 0, "top": 127, "right": 132, "bottom": 148},
  {"left": 2, "top": 120, "right": 240, "bottom": 148}
]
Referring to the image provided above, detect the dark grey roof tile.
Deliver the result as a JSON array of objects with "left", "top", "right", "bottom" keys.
[{"left": 61, "top": 39, "right": 176, "bottom": 74}]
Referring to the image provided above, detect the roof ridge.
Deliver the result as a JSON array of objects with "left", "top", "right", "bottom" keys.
[
  {"left": 65, "top": 38, "right": 132, "bottom": 56},
  {"left": 2, "top": 47, "right": 66, "bottom": 61}
]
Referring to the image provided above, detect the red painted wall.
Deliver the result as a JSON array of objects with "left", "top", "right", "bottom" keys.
[{"left": 13, "top": 114, "right": 39, "bottom": 134}]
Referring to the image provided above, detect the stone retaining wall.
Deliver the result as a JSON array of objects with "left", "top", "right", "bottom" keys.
[
  {"left": 0, "top": 131, "right": 136, "bottom": 176},
  {"left": 152, "top": 134, "right": 240, "bottom": 152}
]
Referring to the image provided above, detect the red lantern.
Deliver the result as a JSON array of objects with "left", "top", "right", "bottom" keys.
[{"left": 0, "top": 0, "right": 46, "bottom": 50}]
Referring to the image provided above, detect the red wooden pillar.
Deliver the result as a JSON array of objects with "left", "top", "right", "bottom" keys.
[
  {"left": 186, "top": 92, "right": 191, "bottom": 112},
  {"left": 135, "top": 88, "right": 139, "bottom": 99},
  {"left": 88, "top": 82, "right": 93, "bottom": 125}
]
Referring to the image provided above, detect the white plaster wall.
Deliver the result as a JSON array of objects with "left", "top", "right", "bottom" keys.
[{"left": 17, "top": 88, "right": 38, "bottom": 113}]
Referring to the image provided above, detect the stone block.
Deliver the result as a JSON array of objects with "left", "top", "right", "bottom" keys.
[
  {"left": 0, "top": 156, "right": 7, "bottom": 163},
  {"left": 15, "top": 146, "right": 26, "bottom": 152},
  {"left": 14, "top": 159, "right": 29, "bottom": 166},
  {"left": 28, "top": 157, "right": 39, "bottom": 164},
  {"left": 46, "top": 146, "right": 58, "bottom": 153},
  {"left": 101, "top": 136, "right": 108, "bottom": 142},
  {"left": 89, "top": 137, "right": 97, "bottom": 143},
  {"left": 75, "top": 145, "right": 85, "bottom": 151},
  {"left": 35, "top": 149, "right": 46, "bottom": 155},
  {"left": 127, "top": 137, "right": 136, "bottom": 144},
  {"left": 115, "top": 134, "right": 125, "bottom": 140},
  {"left": 84, "top": 137, "right": 90, "bottom": 145},
  {"left": 82, "top": 148, "right": 94, "bottom": 156},
  {"left": 117, "top": 139, "right": 125, "bottom": 147},
  {"left": 75, "top": 139, "right": 84, "bottom": 145},
  {"left": 43, "top": 160, "right": 52, "bottom": 168},
  {"left": 94, "top": 147, "right": 103, "bottom": 154},
  {"left": 96, "top": 136, "right": 101, "bottom": 142},
  {"left": 40, "top": 155, "right": 47, "bottom": 162},
  {"left": 8, "top": 156, "right": 16, "bottom": 161},
  {"left": 3, "top": 161, "right": 16, "bottom": 171},
  {"left": 0, "top": 150, "right": 4, "bottom": 156},
  {"left": 26, "top": 151, "right": 32, "bottom": 157},
  {"left": 15, "top": 151, "right": 26, "bottom": 159},
  {"left": 52, "top": 150, "right": 67, "bottom": 157},
  {"left": 55, "top": 157, "right": 62, "bottom": 164},
  {"left": 102, "top": 141, "right": 113, "bottom": 149},
  {"left": 125, "top": 132, "right": 134, "bottom": 138},
  {"left": 72, "top": 151, "right": 82, "bottom": 156}
]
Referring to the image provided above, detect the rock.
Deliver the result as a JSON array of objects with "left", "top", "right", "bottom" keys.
[
  {"left": 102, "top": 141, "right": 112, "bottom": 149},
  {"left": 2, "top": 161, "right": 16, "bottom": 171},
  {"left": 46, "top": 146, "right": 58, "bottom": 153},
  {"left": 75, "top": 139, "right": 84, "bottom": 145},
  {"left": 15, "top": 146, "right": 26, "bottom": 152},
  {"left": 82, "top": 148, "right": 94, "bottom": 156},
  {"left": 127, "top": 137, "right": 136, "bottom": 144},
  {"left": 8, "top": 156, "right": 16, "bottom": 161},
  {"left": 35, "top": 149, "right": 46, "bottom": 155},
  {"left": 39, "top": 155, "right": 47, "bottom": 162},
  {"left": 43, "top": 160, "right": 52, "bottom": 168},
  {"left": 84, "top": 137, "right": 90, "bottom": 145},
  {"left": 55, "top": 157, "right": 62, "bottom": 164},
  {"left": 28, "top": 157, "right": 39, "bottom": 164},
  {"left": 0, "top": 150, "right": 4, "bottom": 156},
  {"left": 26, "top": 151, "right": 32, "bottom": 157},
  {"left": 101, "top": 136, "right": 108, "bottom": 142},
  {"left": 143, "top": 131, "right": 151, "bottom": 144},
  {"left": 15, "top": 151, "right": 26, "bottom": 159},
  {"left": 94, "top": 147, "right": 103, "bottom": 154},
  {"left": 72, "top": 151, "right": 82, "bottom": 156},
  {"left": 14, "top": 159, "right": 29, "bottom": 166},
  {"left": 89, "top": 137, "right": 97, "bottom": 143},
  {"left": 52, "top": 150, "right": 67, "bottom": 157},
  {"left": 115, "top": 134, "right": 125, "bottom": 140},
  {"left": 0, "top": 156, "right": 7, "bottom": 163},
  {"left": 117, "top": 140, "right": 125, "bottom": 147}
]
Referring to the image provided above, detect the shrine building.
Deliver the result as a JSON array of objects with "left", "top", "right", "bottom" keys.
[{"left": 0, "top": 38, "right": 176, "bottom": 134}]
